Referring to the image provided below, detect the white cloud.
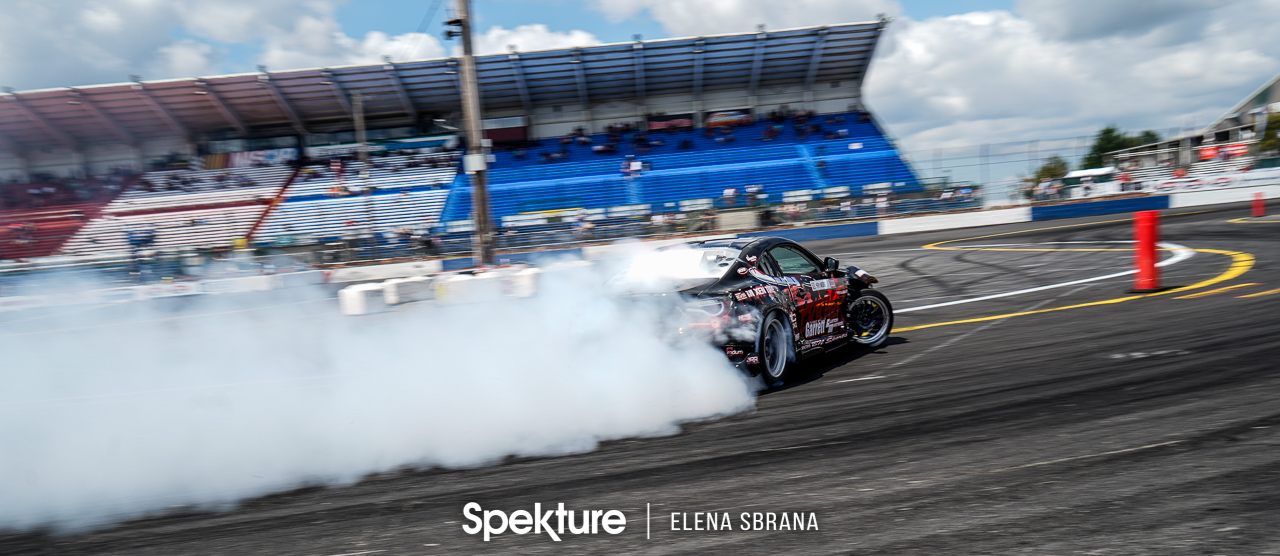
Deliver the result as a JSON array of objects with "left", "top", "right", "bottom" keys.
[
  {"left": 472, "top": 24, "right": 602, "bottom": 55},
  {"left": 0, "top": 0, "right": 605, "bottom": 90},
  {"left": 152, "top": 39, "right": 221, "bottom": 79},
  {"left": 863, "top": 3, "right": 1280, "bottom": 159},
  {"left": 590, "top": 0, "right": 898, "bottom": 36},
  {"left": 1016, "top": 0, "right": 1226, "bottom": 42}
]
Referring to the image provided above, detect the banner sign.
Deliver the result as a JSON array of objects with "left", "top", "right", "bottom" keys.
[
  {"left": 704, "top": 109, "right": 753, "bottom": 128},
  {"left": 306, "top": 136, "right": 456, "bottom": 158},
  {"left": 648, "top": 113, "right": 694, "bottom": 131},
  {"left": 1197, "top": 143, "right": 1250, "bottom": 160},
  {"left": 1147, "top": 167, "right": 1280, "bottom": 193},
  {"left": 228, "top": 148, "right": 298, "bottom": 168}
]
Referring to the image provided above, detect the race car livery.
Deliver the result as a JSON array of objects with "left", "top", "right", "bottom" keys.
[{"left": 610, "top": 236, "right": 894, "bottom": 384}]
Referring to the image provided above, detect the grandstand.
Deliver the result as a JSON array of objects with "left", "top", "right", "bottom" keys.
[
  {"left": 1106, "top": 69, "right": 1280, "bottom": 180},
  {"left": 255, "top": 153, "right": 457, "bottom": 244},
  {"left": 442, "top": 111, "right": 916, "bottom": 229},
  {"left": 0, "top": 19, "right": 926, "bottom": 262}
]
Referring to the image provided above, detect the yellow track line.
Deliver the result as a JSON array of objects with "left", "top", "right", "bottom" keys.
[
  {"left": 1227, "top": 217, "right": 1280, "bottom": 224},
  {"left": 895, "top": 214, "right": 1257, "bottom": 332},
  {"left": 1237, "top": 287, "right": 1280, "bottom": 299},
  {"left": 1173, "top": 283, "right": 1261, "bottom": 299}
]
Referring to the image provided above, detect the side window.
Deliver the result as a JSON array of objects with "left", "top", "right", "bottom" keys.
[
  {"left": 769, "top": 246, "right": 820, "bottom": 276},
  {"left": 759, "top": 253, "right": 783, "bottom": 277}
]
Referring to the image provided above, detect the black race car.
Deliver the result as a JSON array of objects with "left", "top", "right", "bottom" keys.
[{"left": 609, "top": 236, "right": 893, "bottom": 384}]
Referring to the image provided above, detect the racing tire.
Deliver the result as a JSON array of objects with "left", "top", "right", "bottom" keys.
[
  {"left": 758, "top": 312, "right": 793, "bottom": 386},
  {"left": 847, "top": 288, "right": 893, "bottom": 349}
]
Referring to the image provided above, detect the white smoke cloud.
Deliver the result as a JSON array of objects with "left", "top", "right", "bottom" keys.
[{"left": 0, "top": 264, "right": 756, "bottom": 531}]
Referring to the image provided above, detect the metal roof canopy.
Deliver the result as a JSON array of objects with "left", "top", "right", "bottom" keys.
[{"left": 0, "top": 21, "right": 884, "bottom": 153}]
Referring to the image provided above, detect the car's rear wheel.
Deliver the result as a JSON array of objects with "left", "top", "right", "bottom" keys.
[
  {"left": 847, "top": 288, "right": 893, "bottom": 348},
  {"left": 759, "top": 312, "right": 792, "bottom": 385}
]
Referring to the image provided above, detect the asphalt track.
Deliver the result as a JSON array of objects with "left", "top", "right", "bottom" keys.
[{"left": 4, "top": 202, "right": 1280, "bottom": 555}]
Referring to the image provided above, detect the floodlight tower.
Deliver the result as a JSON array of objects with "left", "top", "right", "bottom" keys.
[{"left": 446, "top": 0, "right": 495, "bottom": 265}]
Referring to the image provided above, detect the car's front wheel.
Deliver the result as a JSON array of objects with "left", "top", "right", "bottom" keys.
[
  {"left": 847, "top": 288, "right": 893, "bottom": 348},
  {"left": 758, "top": 312, "right": 792, "bottom": 385}
]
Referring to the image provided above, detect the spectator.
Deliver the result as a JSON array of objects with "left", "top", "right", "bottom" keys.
[{"left": 722, "top": 187, "right": 737, "bottom": 208}]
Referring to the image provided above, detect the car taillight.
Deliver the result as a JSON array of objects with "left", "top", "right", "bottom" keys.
[{"left": 686, "top": 298, "right": 730, "bottom": 317}]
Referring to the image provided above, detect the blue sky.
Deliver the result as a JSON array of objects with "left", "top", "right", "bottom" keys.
[{"left": 2, "top": 0, "right": 1275, "bottom": 160}]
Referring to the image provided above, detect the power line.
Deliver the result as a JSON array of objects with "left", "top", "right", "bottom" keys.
[{"left": 399, "top": 0, "right": 448, "bottom": 61}]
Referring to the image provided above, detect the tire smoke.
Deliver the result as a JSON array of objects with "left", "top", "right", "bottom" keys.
[{"left": 0, "top": 263, "right": 757, "bottom": 532}]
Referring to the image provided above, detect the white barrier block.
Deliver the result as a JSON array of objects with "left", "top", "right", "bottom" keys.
[
  {"left": 1169, "top": 184, "right": 1280, "bottom": 209},
  {"left": 327, "top": 259, "right": 444, "bottom": 284},
  {"left": 383, "top": 276, "right": 435, "bottom": 305},
  {"left": 505, "top": 267, "right": 542, "bottom": 298},
  {"left": 339, "top": 283, "right": 386, "bottom": 315},
  {"left": 432, "top": 273, "right": 474, "bottom": 305},
  {"left": 879, "top": 207, "right": 1031, "bottom": 235}
]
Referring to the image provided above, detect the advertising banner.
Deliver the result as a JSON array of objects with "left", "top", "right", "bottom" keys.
[
  {"left": 704, "top": 109, "right": 753, "bottom": 128},
  {"left": 228, "top": 148, "right": 299, "bottom": 168},
  {"left": 1148, "top": 167, "right": 1280, "bottom": 193},
  {"left": 647, "top": 113, "right": 694, "bottom": 131}
]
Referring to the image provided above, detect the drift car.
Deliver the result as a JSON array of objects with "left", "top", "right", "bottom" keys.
[{"left": 611, "top": 237, "right": 893, "bottom": 384}]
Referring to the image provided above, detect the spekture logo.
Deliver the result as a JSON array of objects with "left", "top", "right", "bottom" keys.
[{"left": 462, "top": 502, "right": 626, "bottom": 541}]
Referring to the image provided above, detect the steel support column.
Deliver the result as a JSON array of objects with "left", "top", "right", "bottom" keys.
[
  {"left": 257, "top": 71, "right": 308, "bottom": 135},
  {"left": 802, "top": 28, "right": 830, "bottom": 109},
  {"left": 4, "top": 94, "right": 76, "bottom": 149},
  {"left": 322, "top": 70, "right": 354, "bottom": 119},
  {"left": 508, "top": 53, "right": 535, "bottom": 116},
  {"left": 570, "top": 49, "right": 592, "bottom": 130},
  {"left": 692, "top": 39, "right": 706, "bottom": 124},
  {"left": 70, "top": 90, "right": 136, "bottom": 147},
  {"left": 382, "top": 60, "right": 417, "bottom": 120},
  {"left": 132, "top": 82, "right": 189, "bottom": 139},
  {"left": 195, "top": 80, "right": 249, "bottom": 136},
  {"left": 632, "top": 42, "right": 646, "bottom": 116},
  {"left": 747, "top": 31, "right": 768, "bottom": 110}
]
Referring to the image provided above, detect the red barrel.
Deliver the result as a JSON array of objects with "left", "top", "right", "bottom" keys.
[{"left": 1133, "top": 210, "right": 1160, "bottom": 292}]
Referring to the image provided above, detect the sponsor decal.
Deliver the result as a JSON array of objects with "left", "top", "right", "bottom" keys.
[
  {"left": 725, "top": 346, "right": 745, "bottom": 358},
  {"left": 738, "top": 313, "right": 754, "bottom": 323},
  {"left": 746, "top": 255, "right": 758, "bottom": 263},
  {"left": 733, "top": 284, "right": 779, "bottom": 301},
  {"left": 747, "top": 267, "right": 790, "bottom": 286},
  {"left": 744, "top": 355, "right": 760, "bottom": 365},
  {"left": 809, "top": 279, "right": 835, "bottom": 291},
  {"left": 803, "top": 318, "right": 844, "bottom": 338},
  {"left": 737, "top": 267, "right": 749, "bottom": 275}
]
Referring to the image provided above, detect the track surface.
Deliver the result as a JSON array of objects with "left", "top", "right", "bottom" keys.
[{"left": 5, "top": 203, "right": 1280, "bottom": 555}]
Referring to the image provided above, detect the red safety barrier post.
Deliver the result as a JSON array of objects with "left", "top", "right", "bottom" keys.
[
  {"left": 1133, "top": 210, "right": 1161, "bottom": 293},
  {"left": 1253, "top": 192, "right": 1266, "bottom": 218}
]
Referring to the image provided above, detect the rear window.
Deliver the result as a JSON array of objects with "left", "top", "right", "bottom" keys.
[{"left": 610, "top": 245, "right": 744, "bottom": 291}]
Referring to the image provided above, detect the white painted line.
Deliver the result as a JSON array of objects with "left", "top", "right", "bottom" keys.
[
  {"left": 327, "top": 551, "right": 386, "bottom": 556},
  {"left": 834, "top": 375, "right": 886, "bottom": 383},
  {"left": 895, "top": 242, "right": 1193, "bottom": 313},
  {"left": 891, "top": 294, "right": 1066, "bottom": 368}
]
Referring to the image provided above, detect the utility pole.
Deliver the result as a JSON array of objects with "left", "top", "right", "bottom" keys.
[{"left": 449, "top": 0, "right": 494, "bottom": 265}]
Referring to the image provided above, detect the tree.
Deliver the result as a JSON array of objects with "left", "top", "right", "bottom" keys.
[
  {"left": 1082, "top": 125, "right": 1161, "bottom": 169},
  {"left": 1035, "top": 155, "right": 1070, "bottom": 182},
  {"left": 1259, "top": 113, "right": 1280, "bottom": 155}
]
